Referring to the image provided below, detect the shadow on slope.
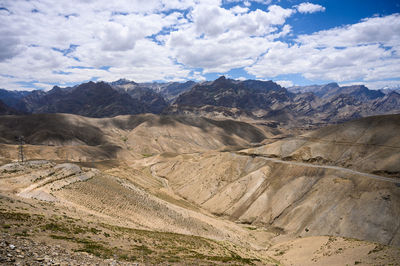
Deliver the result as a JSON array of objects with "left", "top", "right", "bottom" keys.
[
  {"left": 0, "top": 113, "right": 271, "bottom": 160},
  {"left": 0, "top": 114, "right": 104, "bottom": 145}
]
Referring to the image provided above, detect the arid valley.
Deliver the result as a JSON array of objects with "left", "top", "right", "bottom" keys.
[{"left": 1, "top": 111, "right": 400, "bottom": 265}]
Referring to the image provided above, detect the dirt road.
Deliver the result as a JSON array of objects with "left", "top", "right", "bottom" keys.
[{"left": 236, "top": 152, "right": 400, "bottom": 184}]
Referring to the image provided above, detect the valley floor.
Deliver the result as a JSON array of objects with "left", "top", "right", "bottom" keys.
[{"left": 1, "top": 158, "right": 399, "bottom": 265}]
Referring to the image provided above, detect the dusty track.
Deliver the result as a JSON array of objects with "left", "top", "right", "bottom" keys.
[{"left": 236, "top": 152, "right": 400, "bottom": 183}]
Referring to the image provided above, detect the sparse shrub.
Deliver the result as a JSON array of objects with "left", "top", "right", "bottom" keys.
[
  {"left": 42, "top": 222, "right": 70, "bottom": 233},
  {"left": 14, "top": 229, "right": 29, "bottom": 236},
  {"left": 368, "top": 244, "right": 385, "bottom": 254},
  {"left": 0, "top": 211, "right": 31, "bottom": 221},
  {"left": 2, "top": 224, "right": 11, "bottom": 229},
  {"left": 133, "top": 244, "right": 153, "bottom": 255},
  {"left": 90, "top": 227, "right": 101, "bottom": 234},
  {"left": 75, "top": 240, "right": 113, "bottom": 258}
]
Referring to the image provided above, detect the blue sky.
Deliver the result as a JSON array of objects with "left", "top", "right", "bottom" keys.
[{"left": 0, "top": 0, "right": 399, "bottom": 90}]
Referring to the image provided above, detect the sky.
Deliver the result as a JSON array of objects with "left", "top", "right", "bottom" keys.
[{"left": 0, "top": 0, "right": 400, "bottom": 91}]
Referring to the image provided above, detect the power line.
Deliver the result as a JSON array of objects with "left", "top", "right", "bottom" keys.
[{"left": 18, "top": 135, "right": 25, "bottom": 163}]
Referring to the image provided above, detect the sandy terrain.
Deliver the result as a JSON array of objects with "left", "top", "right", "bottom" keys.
[{"left": 1, "top": 113, "right": 400, "bottom": 264}]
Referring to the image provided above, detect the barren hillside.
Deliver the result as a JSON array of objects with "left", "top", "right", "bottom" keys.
[
  {"left": 1, "top": 113, "right": 399, "bottom": 265},
  {"left": 149, "top": 151, "right": 400, "bottom": 246},
  {"left": 0, "top": 113, "right": 273, "bottom": 162},
  {"left": 244, "top": 114, "right": 400, "bottom": 176}
]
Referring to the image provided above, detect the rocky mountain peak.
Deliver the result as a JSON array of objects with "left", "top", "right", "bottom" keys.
[
  {"left": 214, "top": 76, "right": 227, "bottom": 82},
  {"left": 110, "top": 78, "right": 137, "bottom": 86},
  {"left": 322, "top": 82, "right": 339, "bottom": 89},
  {"left": 211, "top": 76, "right": 233, "bottom": 88},
  {"left": 174, "top": 78, "right": 291, "bottom": 111}
]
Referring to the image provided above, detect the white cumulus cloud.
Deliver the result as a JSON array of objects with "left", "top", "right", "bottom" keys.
[
  {"left": 224, "top": 0, "right": 274, "bottom": 5},
  {"left": 167, "top": 4, "right": 294, "bottom": 72},
  {"left": 247, "top": 14, "right": 400, "bottom": 84},
  {"left": 296, "top": 2, "right": 325, "bottom": 14},
  {"left": 275, "top": 80, "right": 294, "bottom": 87},
  {"left": 0, "top": 0, "right": 397, "bottom": 91}
]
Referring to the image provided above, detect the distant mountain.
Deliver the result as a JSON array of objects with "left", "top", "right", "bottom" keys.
[
  {"left": 288, "top": 83, "right": 384, "bottom": 100},
  {"left": 0, "top": 89, "right": 31, "bottom": 109},
  {"left": 174, "top": 76, "right": 291, "bottom": 110},
  {"left": 110, "top": 79, "right": 197, "bottom": 103},
  {"left": 371, "top": 91, "right": 400, "bottom": 113},
  {"left": 159, "top": 81, "right": 197, "bottom": 102},
  {"left": 321, "top": 85, "right": 384, "bottom": 100},
  {"left": 312, "top": 93, "right": 364, "bottom": 122},
  {"left": 380, "top": 87, "right": 400, "bottom": 95},
  {"left": 168, "top": 78, "right": 399, "bottom": 125},
  {"left": 0, "top": 77, "right": 398, "bottom": 125},
  {"left": 109, "top": 78, "right": 137, "bottom": 86},
  {"left": 21, "top": 81, "right": 147, "bottom": 117},
  {"left": 0, "top": 99, "right": 19, "bottom": 115},
  {"left": 280, "top": 83, "right": 398, "bottom": 125},
  {"left": 110, "top": 79, "right": 168, "bottom": 114},
  {"left": 288, "top": 82, "right": 339, "bottom": 96},
  {"left": 18, "top": 90, "right": 49, "bottom": 113}
]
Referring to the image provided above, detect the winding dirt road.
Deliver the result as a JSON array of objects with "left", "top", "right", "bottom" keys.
[{"left": 236, "top": 152, "right": 400, "bottom": 184}]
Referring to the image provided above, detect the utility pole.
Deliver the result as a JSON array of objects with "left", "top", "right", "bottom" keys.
[{"left": 18, "top": 135, "right": 25, "bottom": 163}]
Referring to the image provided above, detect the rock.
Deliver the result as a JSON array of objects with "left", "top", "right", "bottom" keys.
[
  {"left": 36, "top": 257, "right": 45, "bottom": 262},
  {"left": 9, "top": 244, "right": 15, "bottom": 249}
]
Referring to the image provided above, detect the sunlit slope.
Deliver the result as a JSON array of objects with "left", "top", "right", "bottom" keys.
[
  {"left": 0, "top": 161, "right": 257, "bottom": 248},
  {"left": 245, "top": 114, "right": 400, "bottom": 176},
  {"left": 150, "top": 151, "right": 400, "bottom": 246}
]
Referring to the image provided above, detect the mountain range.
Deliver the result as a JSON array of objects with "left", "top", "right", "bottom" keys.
[
  {"left": 0, "top": 77, "right": 399, "bottom": 125},
  {"left": 1, "top": 79, "right": 400, "bottom": 264}
]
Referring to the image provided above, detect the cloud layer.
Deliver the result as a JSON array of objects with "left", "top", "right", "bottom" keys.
[
  {"left": 246, "top": 14, "right": 400, "bottom": 83},
  {"left": 0, "top": 0, "right": 399, "bottom": 90}
]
